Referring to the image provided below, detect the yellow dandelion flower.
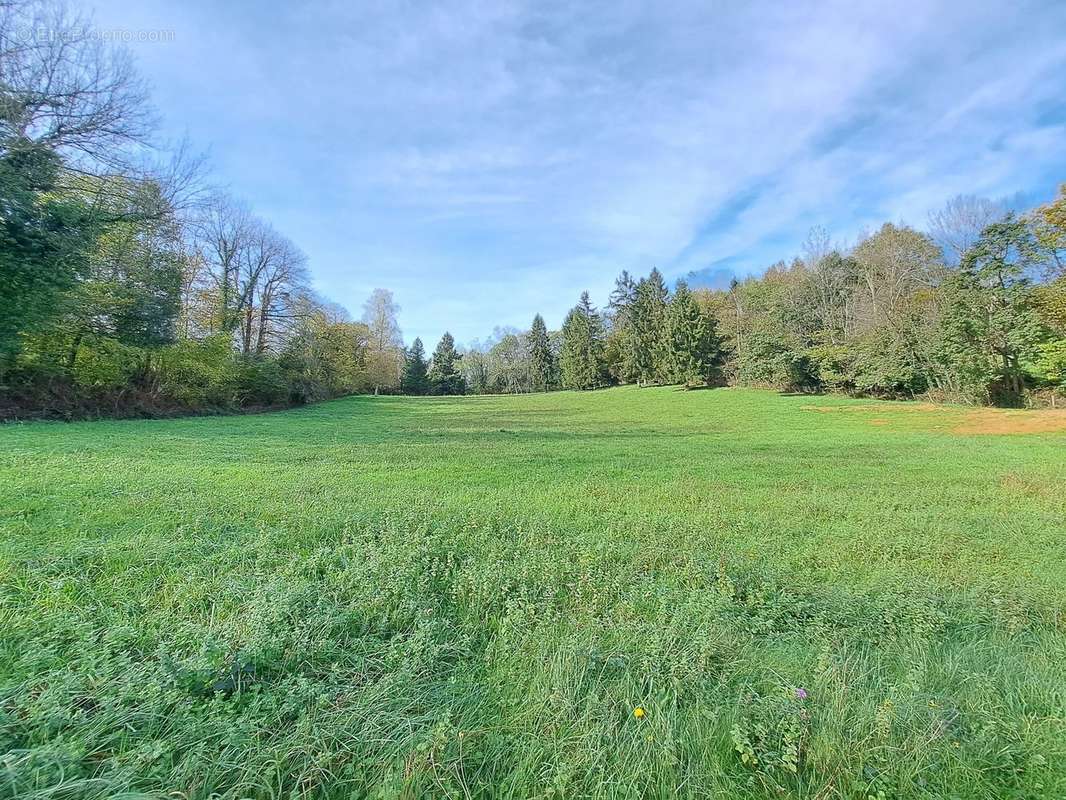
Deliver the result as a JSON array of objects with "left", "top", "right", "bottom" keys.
[{"left": 633, "top": 707, "right": 646, "bottom": 719}]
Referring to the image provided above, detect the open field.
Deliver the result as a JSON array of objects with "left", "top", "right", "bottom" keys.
[{"left": 1, "top": 387, "right": 1065, "bottom": 799}]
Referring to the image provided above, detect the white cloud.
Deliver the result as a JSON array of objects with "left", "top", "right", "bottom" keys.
[{"left": 90, "top": 0, "right": 1066, "bottom": 342}]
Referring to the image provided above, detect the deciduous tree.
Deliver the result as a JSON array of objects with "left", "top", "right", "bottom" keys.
[
  {"left": 362, "top": 288, "right": 403, "bottom": 393},
  {"left": 939, "top": 216, "right": 1046, "bottom": 403}
]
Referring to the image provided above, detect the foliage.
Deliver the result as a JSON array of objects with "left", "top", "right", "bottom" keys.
[
  {"left": 281, "top": 318, "right": 371, "bottom": 402},
  {"left": 605, "top": 271, "right": 639, "bottom": 384},
  {"left": 459, "top": 348, "right": 491, "bottom": 394},
  {"left": 684, "top": 203, "right": 1065, "bottom": 405},
  {"left": 2, "top": 0, "right": 1065, "bottom": 417},
  {"left": 429, "top": 332, "right": 465, "bottom": 395},
  {"left": 233, "top": 355, "right": 289, "bottom": 406},
  {"left": 1029, "top": 339, "right": 1066, "bottom": 386},
  {"left": 560, "top": 291, "right": 608, "bottom": 389},
  {"left": 665, "top": 280, "right": 723, "bottom": 386},
  {"left": 0, "top": 4, "right": 370, "bottom": 417},
  {"left": 401, "top": 337, "right": 430, "bottom": 395},
  {"left": 68, "top": 335, "right": 146, "bottom": 391},
  {"left": 159, "top": 335, "right": 240, "bottom": 406},
  {"left": 1031, "top": 183, "right": 1065, "bottom": 276},
  {"left": 627, "top": 269, "right": 670, "bottom": 385},
  {"left": 484, "top": 333, "right": 531, "bottom": 394},
  {"left": 938, "top": 216, "right": 1047, "bottom": 403},
  {"left": 72, "top": 179, "right": 184, "bottom": 350},
  {"left": 0, "top": 141, "right": 96, "bottom": 367},
  {"left": 362, "top": 288, "right": 404, "bottom": 392},
  {"left": 528, "top": 313, "right": 556, "bottom": 392},
  {"left": 1034, "top": 276, "right": 1066, "bottom": 334},
  {"left": 731, "top": 689, "right": 809, "bottom": 779}
]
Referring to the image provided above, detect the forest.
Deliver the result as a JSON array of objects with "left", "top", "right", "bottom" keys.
[{"left": 2, "top": 2, "right": 1065, "bottom": 419}]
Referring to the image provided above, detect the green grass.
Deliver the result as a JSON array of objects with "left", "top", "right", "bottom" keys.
[{"left": 1, "top": 387, "right": 1064, "bottom": 799}]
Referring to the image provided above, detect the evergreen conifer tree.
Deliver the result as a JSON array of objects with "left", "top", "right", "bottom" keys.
[
  {"left": 666, "top": 280, "right": 723, "bottom": 386},
  {"left": 607, "top": 271, "right": 639, "bottom": 383},
  {"left": 608, "top": 271, "right": 638, "bottom": 325},
  {"left": 560, "top": 291, "right": 607, "bottom": 389},
  {"left": 628, "top": 268, "right": 670, "bottom": 385},
  {"left": 401, "top": 337, "right": 430, "bottom": 395},
  {"left": 429, "top": 332, "right": 466, "bottom": 395},
  {"left": 528, "top": 313, "right": 556, "bottom": 391}
]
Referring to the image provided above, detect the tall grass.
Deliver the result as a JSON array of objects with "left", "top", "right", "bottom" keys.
[{"left": 1, "top": 387, "right": 1063, "bottom": 798}]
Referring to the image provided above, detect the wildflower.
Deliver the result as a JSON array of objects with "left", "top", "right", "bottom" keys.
[
  {"left": 633, "top": 706, "right": 646, "bottom": 719},
  {"left": 794, "top": 687, "right": 808, "bottom": 700}
]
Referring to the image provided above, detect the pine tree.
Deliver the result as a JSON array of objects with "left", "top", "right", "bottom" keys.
[
  {"left": 560, "top": 291, "right": 607, "bottom": 390},
  {"left": 607, "top": 271, "right": 639, "bottom": 383},
  {"left": 628, "top": 268, "right": 670, "bottom": 385},
  {"left": 666, "top": 280, "right": 723, "bottom": 386},
  {"left": 429, "top": 332, "right": 466, "bottom": 395},
  {"left": 401, "top": 337, "right": 430, "bottom": 395},
  {"left": 608, "top": 270, "right": 638, "bottom": 326},
  {"left": 528, "top": 313, "right": 556, "bottom": 391}
]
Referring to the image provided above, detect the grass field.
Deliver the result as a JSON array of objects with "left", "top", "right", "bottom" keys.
[{"left": 1, "top": 387, "right": 1064, "bottom": 799}]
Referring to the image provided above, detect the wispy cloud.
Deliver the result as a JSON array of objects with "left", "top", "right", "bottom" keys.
[{"left": 91, "top": 0, "right": 1066, "bottom": 344}]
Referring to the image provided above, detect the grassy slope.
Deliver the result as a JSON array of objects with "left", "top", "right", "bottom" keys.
[{"left": 0, "top": 387, "right": 1064, "bottom": 799}]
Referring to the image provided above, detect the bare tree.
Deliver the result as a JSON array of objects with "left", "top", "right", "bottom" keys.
[
  {"left": 0, "top": 2, "right": 208, "bottom": 222},
  {"left": 801, "top": 225, "right": 832, "bottom": 271},
  {"left": 194, "top": 194, "right": 254, "bottom": 333},
  {"left": 851, "top": 223, "right": 944, "bottom": 333},
  {"left": 187, "top": 194, "right": 311, "bottom": 354},
  {"left": 361, "top": 288, "right": 403, "bottom": 392},
  {"left": 804, "top": 252, "right": 858, "bottom": 344},
  {"left": 928, "top": 195, "right": 1008, "bottom": 265},
  {"left": 0, "top": 0, "right": 154, "bottom": 167},
  {"left": 245, "top": 228, "right": 309, "bottom": 356}
]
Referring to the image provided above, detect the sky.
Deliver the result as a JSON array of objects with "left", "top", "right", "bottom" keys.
[{"left": 87, "top": 0, "right": 1066, "bottom": 347}]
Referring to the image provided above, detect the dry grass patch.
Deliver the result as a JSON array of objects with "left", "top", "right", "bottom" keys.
[
  {"left": 954, "top": 408, "right": 1066, "bottom": 435},
  {"left": 803, "top": 401, "right": 1066, "bottom": 436}
]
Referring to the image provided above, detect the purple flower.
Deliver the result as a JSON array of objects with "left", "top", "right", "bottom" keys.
[{"left": 794, "top": 687, "right": 808, "bottom": 700}]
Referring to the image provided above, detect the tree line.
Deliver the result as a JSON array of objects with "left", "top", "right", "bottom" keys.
[
  {"left": 697, "top": 200, "right": 1066, "bottom": 406},
  {"left": 446, "top": 192, "right": 1065, "bottom": 408},
  {"left": 2, "top": 1, "right": 1064, "bottom": 417},
  {"left": 0, "top": 2, "right": 413, "bottom": 418}
]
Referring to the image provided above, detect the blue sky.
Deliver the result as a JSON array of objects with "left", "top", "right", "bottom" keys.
[{"left": 89, "top": 0, "right": 1066, "bottom": 346}]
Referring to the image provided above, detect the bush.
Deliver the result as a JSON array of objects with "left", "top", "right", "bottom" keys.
[
  {"left": 1029, "top": 338, "right": 1066, "bottom": 387},
  {"left": 234, "top": 355, "right": 289, "bottom": 406},
  {"left": 158, "top": 336, "right": 238, "bottom": 407},
  {"left": 160, "top": 340, "right": 291, "bottom": 409},
  {"left": 806, "top": 343, "right": 854, "bottom": 392},
  {"left": 70, "top": 336, "right": 146, "bottom": 391},
  {"left": 736, "top": 331, "right": 818, "bottom": 391}
]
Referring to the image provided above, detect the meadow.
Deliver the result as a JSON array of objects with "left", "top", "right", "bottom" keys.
[{"left": 1, "top": 387, "right": 1064, "bottom": 799}]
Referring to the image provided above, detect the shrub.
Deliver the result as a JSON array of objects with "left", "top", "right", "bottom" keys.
[
  {"left": 1029, "top": 338, "right": 1066, "bottom": 387},
  {"left": 234, "top": 355, "right": 289, "bottom": 406},
  {"left": 158, "top": 335, "right": 238, "bottom": 407},
  {"left": 70, "top": 336, "right": 145, "bottom": 391}
]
